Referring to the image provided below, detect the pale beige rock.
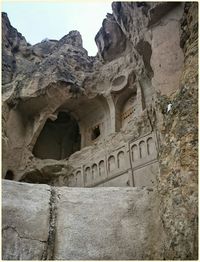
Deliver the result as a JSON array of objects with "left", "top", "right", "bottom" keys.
[
  {"left": 54, "top": 186, "right": 164, "bottom": 260},
  {"left": 2, "top": 180, "right": 164, "bottom": 260},
  {"left": 151, "top": 4, "right": 184, "bottom": 95},
  {"left": 2, "top": 180, "right": 51, "bottom": 260},
  {"left": 2, "top": 2, "right": 198, "bottom": 260}
]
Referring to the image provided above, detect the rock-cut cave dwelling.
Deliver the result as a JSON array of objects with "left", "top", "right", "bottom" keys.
[{"left": 2, "top": 2, "right": 198, "bottom": 260}]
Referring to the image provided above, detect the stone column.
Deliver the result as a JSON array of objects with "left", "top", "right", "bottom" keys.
[{"left": 106, "top": 95, "right": 116, "bottom": 133}]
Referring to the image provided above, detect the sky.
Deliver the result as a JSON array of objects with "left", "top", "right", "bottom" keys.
[{"left": 2, "top": 2, "right": 113, "bottom": 56}]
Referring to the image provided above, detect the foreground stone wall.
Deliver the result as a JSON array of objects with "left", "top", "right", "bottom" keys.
[{"left": 2, "top": 180, "right": 164, "bottom": 260}]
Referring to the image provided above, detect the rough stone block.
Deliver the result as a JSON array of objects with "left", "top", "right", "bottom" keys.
[
  {"left": 54, "top": 187, "right": 163, "bottom": 260},
  {"left": 2, "top": 180, "right": 51, "bottom": 260}
]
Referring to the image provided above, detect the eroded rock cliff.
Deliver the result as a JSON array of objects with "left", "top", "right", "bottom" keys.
[
  {"left": 2, "top": 2, "right": 198, "bottom": 260},
  {"left": 156, "top": 3, "right": 198, "bottom": 259}
]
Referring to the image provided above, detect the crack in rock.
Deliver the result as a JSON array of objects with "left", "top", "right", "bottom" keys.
[
  {"left": 2, "top": 225, "right": 47, "bottom": 243},
  {"left": 42, "top": 187, "right": 58, "bottom": 260}
]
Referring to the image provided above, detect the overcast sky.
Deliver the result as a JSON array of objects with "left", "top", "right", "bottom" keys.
[{"left": 2, "top": 2, "right": 112, "bottom": 56}]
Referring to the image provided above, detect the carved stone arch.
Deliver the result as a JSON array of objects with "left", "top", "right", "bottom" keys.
[
  {"left": 76, "top": 170, "right": 82, "bottom": 186},
  {"left": 99, "top": 160, "right": 105, "bottom": 177},
  {"left": 147, "top": 137, "right": 155, "bottom": 155},
  {"left": 117, "top": 151, "right": 125, "bottom": 169},
  {"left": 68, "top": 173, "right": 75, "bottom": 187},
  {"left": 92, "top": 164, "right": 98, "bottom": 180},
  {"left": 108, "top": 155, "right": 116, "bottom": 172},
  {"left": 131, "top": 144, "right": 139, "bottom": 161},
  {"left": 85, "top": 167, "right": 91, "bottom": 184},
  {"left": 139, "top": 140, "right": 146, "bottom": 158},
  {"left": 76, "top": 170, "right": 81, "bottom": 176}
]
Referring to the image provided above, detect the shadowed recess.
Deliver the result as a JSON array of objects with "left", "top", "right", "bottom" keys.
[{"left": 33, "top": 112, "right": 81, "bottom": 160}]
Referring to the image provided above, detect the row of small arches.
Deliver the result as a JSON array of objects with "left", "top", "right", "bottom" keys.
[
  {"left": 67, "top": 137, "right": 155, "bottom": 186},
  {"left": 67, "top": 160, "right": 106, "bottom": 186},
  {"left": 107, "top": 151, "right": 125, "bottom": 172},
  {"left": 84, "top": 161, "right": 105, "bottom": 183},
  {"left": 84, "top": 151, "right": 125, "bottom": 183},
  {"left": 68, "top": 151, "right": 126, "bottom": 186},
  {"left": 131, "top": 137, "right": 155, "bottom": 161}
]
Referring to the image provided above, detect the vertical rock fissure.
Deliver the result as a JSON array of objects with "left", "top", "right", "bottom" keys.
[{"left": 42, "top": 187, "right": 57, "bottom": 260}]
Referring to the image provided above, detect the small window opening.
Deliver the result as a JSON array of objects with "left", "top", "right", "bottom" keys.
[
  {"left": 91, "top": 125, "right": 100, "bottom": 140},
  {"left": 5, "top": 170, "right": 14, "bottom": 180}
]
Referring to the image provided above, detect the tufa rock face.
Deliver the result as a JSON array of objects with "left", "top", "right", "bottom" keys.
[
  {"left": 95, "top": 13, "right": 127, "bottom": 61},
  {"left": 2, "top": 180, "right": 163, "bottom": 260},
  {"left": 58, "top": 30, "right": 83, "bottom": 48},
  {"left": 155, "top": 2, "right": 198, "bottom": 259},
  {"left": 2, "top": 2, "right": 198, "bottom": 260},
  {"left": 2, "top": 12, "right": 27, "bottom": 85},
  {"left": 2, "top": 180, "right": 50, "bottom": 260},
  {"left": 2, "top": 12, "right": 95, "bottom": 99}
]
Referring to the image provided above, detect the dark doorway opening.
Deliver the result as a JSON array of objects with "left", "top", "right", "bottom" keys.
[
  {"left": 5, "top": 170, "right": 14, "bottom": 180},
  {"left": 33, "top": 111, "right": 81, "bottom": 160}
]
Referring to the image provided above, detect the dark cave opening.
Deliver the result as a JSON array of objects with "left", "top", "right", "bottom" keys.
[
  {"left": 33, "top": 111, "right": 81, "bottom": 160},
  {"left": 5, "top": 170, "right": 14, "bottom": 180}
]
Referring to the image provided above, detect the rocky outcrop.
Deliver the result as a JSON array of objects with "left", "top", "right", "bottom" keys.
[
  {"left": 2, "top": 12, "right": 99, "bottom": 179},
  {"left": 155, "top": 3, "right": 198, "bottom": 259},
  {"left": 2, "top": 12, "right": 27, "bottom": 85},
  {"left": 2, "top": 2, "right": 198, "bottom": 260},
  {"left": 2, "top": 13, "right": 97, "bottom": 102},
  {"left": 95, "top": 13, "right": 127, "bottom": 62},
  {"left": 2, "top": 180, "right": 163, "bottom": 260}
]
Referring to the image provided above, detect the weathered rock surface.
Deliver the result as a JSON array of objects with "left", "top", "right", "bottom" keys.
[
  {"left": 2, "top": 2, "right": 185, "bottom": 181},
  {"left": 95, "top": 13, "right": 128, "bottom": 62},
  {"left": 2, "top": 180, "right": 50, "bottom": 260},
  {"left": 2, "top": 180, "right": 164, "bottom": 260},
  {"left": 155, "top": 3, "right": 198, "bottom": 259},
  {"left": 2, "top": 12, "right": 97, "bottom": 103},
  {"left": 2, "top": 2, "right": 198, "bottom": 260},
  {"left": 55, "top": 186, "right": 164, "bottom": 260},
  {"left": 2, "top": 12, "right": 27, "bottom": 85}
]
